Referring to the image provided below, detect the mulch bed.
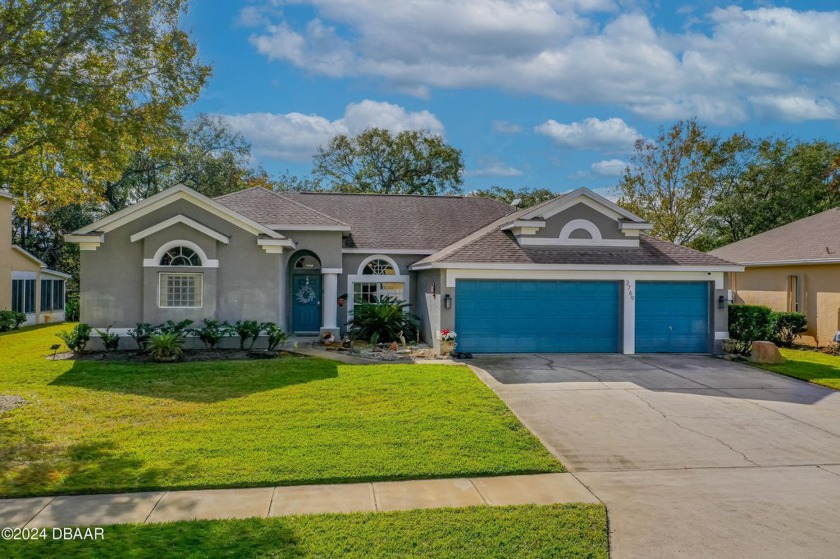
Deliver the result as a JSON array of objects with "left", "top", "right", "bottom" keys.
[{"left": 73, "top": 350, "right": 290, "bottom": 363}]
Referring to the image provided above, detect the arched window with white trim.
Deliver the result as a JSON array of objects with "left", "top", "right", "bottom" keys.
[
  {"left": 160, "top": 246, "right": 202, "bottom": 266},
  {"left": 349, "top": 255, "right": 409, "bottom": 309},
  {"left": 150, "top": 240, "right": 211, "bottom": 309}
]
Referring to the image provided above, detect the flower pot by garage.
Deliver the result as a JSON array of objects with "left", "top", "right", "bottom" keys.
[{"left": 440, "top": 340, "right": 455, "bottom": 356}]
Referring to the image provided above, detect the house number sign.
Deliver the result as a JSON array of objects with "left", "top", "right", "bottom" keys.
[{"left": 625, "top": 280, "right": 635, "bottom": 301}]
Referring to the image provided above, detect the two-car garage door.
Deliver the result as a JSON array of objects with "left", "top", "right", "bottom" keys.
[{"left": 455, "top": 279, "right": 710, "bottom": 354}]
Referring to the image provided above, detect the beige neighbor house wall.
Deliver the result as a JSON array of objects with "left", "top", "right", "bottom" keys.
[
  {"left": 727, "top": 264, "right": 840, "bottom": 346},
  {"left": 0, "top": 192, "right": 13, "bottom": 309}
]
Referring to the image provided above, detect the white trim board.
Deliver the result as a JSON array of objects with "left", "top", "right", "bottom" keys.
[
  {"left": 342, "top": 248, "right": 436, "bottom": 255},
  {"left": 519, "top": 237, "right": 640, "bottom": 248},
  {"left": 444, "top": 269, "right": 727, "bottom": 289},
  {"left": 130, "top": 215, "right": 230, "bottom": 244},
  {"left": 412, "top": 262, "right": 744, "bottom": 273},
  {"left": 144, "top": 240, "right": 219, "bottom": 268},
  {"left": 738, "top": 258, "right": 840, "bottom": 267},
  {"left": 72, "top": 184, "right": 283, "bottom": 239}
]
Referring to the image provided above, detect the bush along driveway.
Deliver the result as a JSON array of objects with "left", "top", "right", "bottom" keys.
[{"left": 0, "top": 325, "right": 561, "bottom": 498}]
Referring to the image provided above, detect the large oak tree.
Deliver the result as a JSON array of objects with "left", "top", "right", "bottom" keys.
[{"left": 0, "top": 0, "right": 210, "bottom": 217}]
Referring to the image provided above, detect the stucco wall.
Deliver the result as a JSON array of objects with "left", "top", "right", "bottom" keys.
[
  {"left": 535, "top": 203, "right": 625, "bottom": 241},
  {"left": 728, "top": 264, "right": 840, "bottom": 346},
  {"left": 81, "top": 199, "right": 283, "bottom": 328},
  {"left": 414, "top": 269, "right": 445, "bottom": 349}
]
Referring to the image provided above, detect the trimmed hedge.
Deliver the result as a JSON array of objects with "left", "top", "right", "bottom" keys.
[{"left": 728, "top": 304, "right": 807, "bottom": 355}]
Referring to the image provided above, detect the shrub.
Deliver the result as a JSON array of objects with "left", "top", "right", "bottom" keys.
[
  {"left": 728, "top": 304, "right": 773, "bottom": 355},
  {"left": 127, "top": 323, "right": 156, "bottom": 351},
  {"left": 148, "top": 332, "right": 184, "bottom": 362},
  {"left": 0, "top": 310, "right": 26, "bottom": 332},
  {"left": 191, "top": 319, "right": 233, "bottom": 350},
  {"left": 158, "top": 319, "right": 194, "bottom": 335},
  {"left": 234, "top": 320, "right": 262, "bottom": 350},
  {"left": 95, "top": 326, "right": 120, "bottom": 352},
  {"left": 348, "top": 297, "right": 419, "bottom": 343},
  {"left": 64, "top": 294, "right": 80, "bottom": 321},
  {"left": 57, "top": 323, "right": 92, "bottom": 354},
  {"left": 261, "top": 322, "right": 287, "bottom": 351},
  {"left": 770, "top": 311, "right": 807, "bottom": 347}
]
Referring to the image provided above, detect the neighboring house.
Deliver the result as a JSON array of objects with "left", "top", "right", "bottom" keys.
[
  {"left": 67, "top": 184, "right": 740, "bottom": 353},
  {"left": 1, "top": 190, "right": 70, "bottom": 326},
  {"left": 710, "top": 208, "right": 840, "bottom": 346}
]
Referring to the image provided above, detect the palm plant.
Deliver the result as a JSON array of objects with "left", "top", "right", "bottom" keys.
[
  {"left": 347, "top": 297, "right": 419, "bottom": 343},
  {"left": 148, "top": 332, "right": 184, "bottom": 362}
]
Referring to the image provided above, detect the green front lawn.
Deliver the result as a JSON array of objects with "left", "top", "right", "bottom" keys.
[
  {"left": 756, "top": 348, "right": 840, "bottom": 390},
  {"left": 0, "top": 325, "right": 561, "bottom": 497},
  {"left": 0, "top": 504, "right": 608, "bottom": 559}
]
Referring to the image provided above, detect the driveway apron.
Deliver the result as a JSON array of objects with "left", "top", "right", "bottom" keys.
[{"left": 471, "top": 353, "right": 840, "bottom": 559}]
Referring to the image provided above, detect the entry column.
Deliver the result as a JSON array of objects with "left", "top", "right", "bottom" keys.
[
  {"left": 623, "top": 279, "right": 635, "bottom": 354},
  {"left": 320, "top": 269, "right": 341, "bottom": 338}
]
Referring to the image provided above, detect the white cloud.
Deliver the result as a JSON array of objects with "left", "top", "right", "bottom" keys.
[
  {"left": 534, "top": 117, "right": 640, "bottom": 151},
  {"left": 243, "top": 2, "right": 840, "bottom": 124},
  {"left": 590, "top": 159, "right": 627, "bottom": 177},
  {"left": 221, "top": 100, "right": 445, "bottom": 162},
  {"left": 749, "top": 95, "right": 838, "bottom": 121},
  {"left": 465, "top": 164, "right": 524, "bottom": 177},
  {"left": 492, "top": 120, "right": 522, "bottom": 134}
]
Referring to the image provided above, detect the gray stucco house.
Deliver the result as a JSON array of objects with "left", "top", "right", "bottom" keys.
[{"left": 67, "top": 184, "right": 740, "bottom": 353}]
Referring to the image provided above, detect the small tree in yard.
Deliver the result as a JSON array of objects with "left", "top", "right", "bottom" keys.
[{"left": 727, "top": 305, "right": 773, "bottom": 355}]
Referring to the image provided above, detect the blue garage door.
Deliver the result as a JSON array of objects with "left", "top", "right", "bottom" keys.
[
  {"left": 635, "top": 282, "right": 710, "bottom": 353},
  {"left": 455, "top": 280, "right": 620, "bottom": 353}
]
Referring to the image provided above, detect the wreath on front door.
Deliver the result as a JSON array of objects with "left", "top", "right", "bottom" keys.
[{"left": 296, "top": 284, "right": 317, "bottom": 304}]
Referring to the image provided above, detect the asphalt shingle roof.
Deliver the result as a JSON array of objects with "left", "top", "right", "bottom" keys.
[
  {"left": 430, "top": 230, "right": 737, "bottom": 266},
  {"left": 282, "top": 192, "right": 514, "bottom": 250},
  {"left": 709, "top": 208, "right": 840, "bottom": 264},
  {"left": 215, "top": 187, "right": 348, "bottom": 227}
]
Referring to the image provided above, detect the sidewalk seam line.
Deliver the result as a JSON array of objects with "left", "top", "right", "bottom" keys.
[
  {"left": 468, "top": 478, "right": 491, "bottom": 505},
  {"left": 144, "top": 492, "right": 167, "bottom": 523},
  {"left": 22, "top": 497, "right": 55, "bottom": 529},
  {"left": 370, "top": 483, "right": 379, "bottom": 512},
  {"left": 267, "top": 486, "right": 277, "bottom": 517}
]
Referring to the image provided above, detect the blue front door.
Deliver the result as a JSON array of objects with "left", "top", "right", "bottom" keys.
[
  {"left": 635, "top": 281, "right": 710, "bottom": 353},
  {"left": 455, "top": 280, "right": 620, "bottom": 353},
  {"left": 292, "top": 273, "right": 322, "bottom": 333}
]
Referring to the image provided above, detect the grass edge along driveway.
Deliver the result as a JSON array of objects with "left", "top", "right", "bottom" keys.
[
  {"left": 0, "top": 324, "right": 562, "bottom": 497},
  {"left": 0, "top": 504, "right": 608, "bottom": 559},
  {"left": 755, "top": 348, "right": 840, "bottom": 391}
]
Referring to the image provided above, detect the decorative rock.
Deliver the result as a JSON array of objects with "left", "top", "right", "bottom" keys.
[
  {"left": 411, "top": 349, "right": 435, "bottom": 359},
  {"left": 750, "top": 341, "right": 785, "bottom": 364},
  {"left": 389, "top": 342, "right": 398, "bottom": 350}
]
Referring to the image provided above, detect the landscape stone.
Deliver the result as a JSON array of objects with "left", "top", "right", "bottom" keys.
[{"left": 750, "top": 341, "right": 785, "bottom": 364}]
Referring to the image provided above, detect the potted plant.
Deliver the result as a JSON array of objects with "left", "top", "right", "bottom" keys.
[{"left": 437, "top": 329, "right": 457, "bottom": 356}]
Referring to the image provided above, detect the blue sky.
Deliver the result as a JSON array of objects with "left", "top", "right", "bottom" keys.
[{"left": 184, "top": 1, "right": 840, "bottom": 196}]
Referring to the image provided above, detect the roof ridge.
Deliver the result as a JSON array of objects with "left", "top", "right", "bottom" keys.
[
  {"left": 272, "top": 192, "right": 350, "bottom": 227},
  {"left": 414, "top": 206, "right": 525, "bottom": 265}
]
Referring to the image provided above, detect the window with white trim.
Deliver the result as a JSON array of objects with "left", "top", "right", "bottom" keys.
[
  {"left": 349, "top": 256, "right": 409, "bottom": 309},
  {"left": 159, "top": 273, "right": 203, "bottom": 308},
  {"left": 160, "top": 246, "right": 201, "bottom": 266}
]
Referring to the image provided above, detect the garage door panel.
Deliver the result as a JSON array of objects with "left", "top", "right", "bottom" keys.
[
  {"left": 636, "top": 282, "right": 710, "bottom": 353},
  {"left": 455, "top": 280, "right": 620, "bottom": 353}
]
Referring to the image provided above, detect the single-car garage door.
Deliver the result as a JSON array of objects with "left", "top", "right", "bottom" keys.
[
  {"left": 635, "top": 281, "right": 710, "bottom": 353},
  {"left": 455, "top": 280, "right": 620, "bottom": 353}
]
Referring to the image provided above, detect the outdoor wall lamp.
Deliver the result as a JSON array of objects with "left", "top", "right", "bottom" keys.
[
  {"left": 444, "top": 293, "right": 452, "bottom": 309},
  {"left": 718, "top": 292, "right": 734, "bottom": 310}
]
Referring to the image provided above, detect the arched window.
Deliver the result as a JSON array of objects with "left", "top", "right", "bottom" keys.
[
  {"left": 293, "top": 255, "right": 321, "bottom": 269},
  {"left": 160, "top": 246, "right": 202, "bottom": 266},
  {"left": 363, "top": 258, "right": 396, "bottom": 275}
]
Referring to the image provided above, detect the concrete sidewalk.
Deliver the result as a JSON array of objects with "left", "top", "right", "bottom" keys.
[{"left": 0, "top": 473, "right": 598, "bottom": 528}]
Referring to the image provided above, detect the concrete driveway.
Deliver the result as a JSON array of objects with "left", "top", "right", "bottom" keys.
[{"left": 470, "top": 353, "right": 840, "bottom": 559}]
